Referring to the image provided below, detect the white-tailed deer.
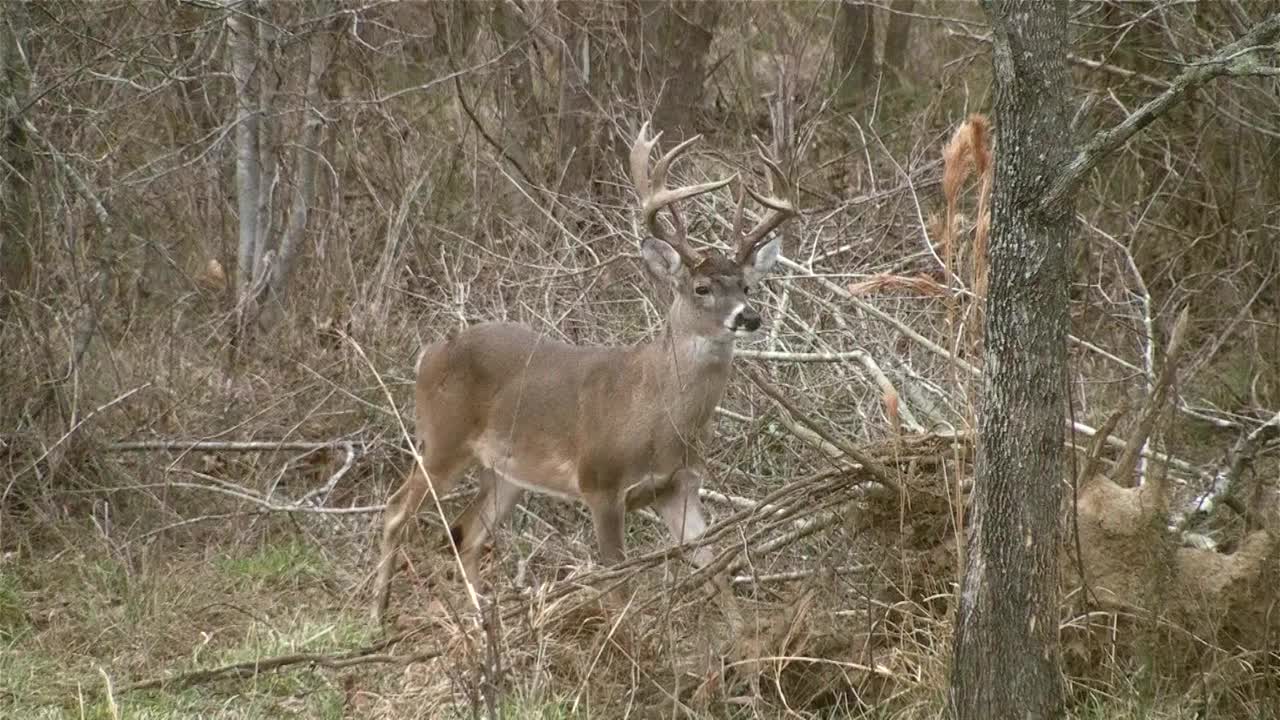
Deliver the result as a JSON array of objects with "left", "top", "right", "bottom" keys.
[{"left": 373, "top": 123, "right": 797, "bottom": 622}]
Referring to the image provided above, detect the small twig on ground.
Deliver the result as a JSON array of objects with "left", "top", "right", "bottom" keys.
[
  {"left": 107, "top": 438, "right": 358, "bottom": 452},
  {"left": 729, "top": 564, "right": 868, "bottom": 586},
  {"left": 297, "top": 441, "right": 359, "bottom": 506}
]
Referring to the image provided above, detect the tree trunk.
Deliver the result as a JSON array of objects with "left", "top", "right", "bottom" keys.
[
  {"left": 556, "top": 0, "right": 598, "bottom": 196},
  {"left": 254, "top": 6, "right": 280, "bottom": 268},
  {"left": 882, "top": 0, "right": 915, "bottom": 86},
  {"left": 226, "top": 1, "right": 262, "bottom": 298},
  {"left": 0, "top": 0, "right": 33, "bottom": 306},
  {"left": 833, "top": 0, "right": 878, "bottom": 106},
  {"left": 638, "top": 0, "right": 722, "bottom": 140},
  {"left": 491, "top": 1, "right": 543, "bottom": 179},
  {"left": 264, "top": 7, "right": 336, "bottom": 322},
  {"left": 949, "top": 3, "right": 1073, "bottom": 719}
]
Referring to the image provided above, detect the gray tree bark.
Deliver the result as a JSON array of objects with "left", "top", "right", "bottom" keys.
[
  {"left": 491, "top": 1, "right": 543, "bottom": 179},
  {"left": 556, "top": 0, "right": 599, "bottom": 196},
  {"left": 833, "top": 0, "right": 878, "bottom": 106},
  {"left": 0, "top": 0, "right": 32, "bottom": 306},
  {"left": 949, "top": 2, "right": 1074, "bottom": 719},
  {"left": 638, "top": 0, "right": 722, "bottom": 140},
  {"left": 266, "top": 9, "right": 336, "bottom": 313},
  {"left": 882, "top": 0, "right": 915, "bottom": 86},
  {"left": 226, "top": 1, "right": 262, "bottom": 298}
]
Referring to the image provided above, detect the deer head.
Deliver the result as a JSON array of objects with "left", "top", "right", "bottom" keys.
[{"left": 629, "top": 122, "right": 797, "bottom": 344}]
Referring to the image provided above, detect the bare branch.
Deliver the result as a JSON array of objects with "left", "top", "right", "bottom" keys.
[
  {"left": 118, "top": 628, "right": 442, "bottom": 693},
  {"left": 107, "top": 439, "right": 357, "bottom": 452},
  {"left": 1112, "top": 307, "right": 1190, "bottom": 485},
  {"left": 741, "top": 365, "right": 900, "bottom": 494},
  {"left": 1042, "top": 13, "right": 1280, "bottom": 209}
]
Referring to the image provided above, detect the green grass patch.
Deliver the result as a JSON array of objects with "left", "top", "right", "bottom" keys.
[
  {"left": 17, "top": 682, "right": 345, "bottom": 720},
  {"left": 216, "top": 539, "right": 329, "bottom": 588},
  {"left": 214, "top": 612, "right": 374, "bottom": 667},
  {"left": 0, "top": 568, "right": 28, "bottom": 642},
  {"left": 441, "top": 696, "right": 584, "bottom": 720}
]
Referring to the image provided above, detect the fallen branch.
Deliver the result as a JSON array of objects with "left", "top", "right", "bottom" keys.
[
  {"left": 1175, "top": 408, "right": 1280, "bottom": 531},
  {"left": 741, "top": 348, "right": 924, "bottom": 433},
  {"left": 741, "top": 366, "right": 900, "bottom": 494},
  {"left": 118, "top": 628, "right": 440, "bottom": 693},
  {"left": 107, "top": 439, "right": 357, "bottom": 452},
  {"left": 297, "top": 441, "right": 359, "bottom": 507},
  {"left": 729, "top": 564, "right": 868, "bottom": 586},
  {"left": 783, "top": 256, "right": 1206, "bottom": 477}
]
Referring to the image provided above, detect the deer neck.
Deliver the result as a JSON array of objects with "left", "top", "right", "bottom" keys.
[{"left": 640, "top": 309, "right": 736, "bottom": 429}]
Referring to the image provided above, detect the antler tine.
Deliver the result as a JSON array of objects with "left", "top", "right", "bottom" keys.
[
  {"left": 629, "top": 121, "right": 660, "bottom": 198},
  {"left": 629, "top": 121, "right": 733, "bottom": 265},
  {"left": 734, "top": 134, "right": 799, "bottom": 263},
  {"left": 729, "top": 183, "right": 748, "bottom": 240}
]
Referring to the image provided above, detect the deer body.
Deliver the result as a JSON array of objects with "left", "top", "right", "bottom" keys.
[{"left": 373, "top": 125, "right": 796, "bottom": 622}]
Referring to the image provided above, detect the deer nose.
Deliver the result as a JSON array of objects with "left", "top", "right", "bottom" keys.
[{"left": 734, "top": 307, "right": 761, "bottom": 332}]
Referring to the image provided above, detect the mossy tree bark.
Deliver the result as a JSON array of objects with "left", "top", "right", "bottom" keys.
[{"left": 949, "top": 2, "right": 1074, "bottom": 718}]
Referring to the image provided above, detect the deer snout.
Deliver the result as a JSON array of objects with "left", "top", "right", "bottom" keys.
[{"left": 732, "top": 307, "right": 762, "bottom": 333}]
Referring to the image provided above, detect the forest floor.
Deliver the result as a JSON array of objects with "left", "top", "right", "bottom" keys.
[
  {"left": 3, "top": 522, "right": 377, "bottom": 719},
  {"left": 1, "top": 508, "right": 1252, "bottom": 720}
]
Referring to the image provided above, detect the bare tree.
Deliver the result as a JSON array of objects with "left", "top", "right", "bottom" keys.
[
  {"left": 832, "top": 0, "right": 877, "bottom": 106},
  {"left": 556, "top": 0, "right": 601, "bottom": 196},
  {"left": 949, "top": 3, "right": 1073, "bottom": 718},
  {"left": 265, "top": 4, "right": 336, "bottom": 312},
  {"left": 1, "top": 0, "right": 33, "bottom": 305},
  {"left": 637, "top": 0, "right": 723, "bottom": 138},
  {"left": 950, "top": 5, "right": 1280, "bottom": 718},
  {"left": 882, "top": 0, "right": 915, "bottom": 86},
  {"left": 223, "top": 1, "right": 337, "bottom": 334},
  {"left": 225, "top": 0, "right": 263, "bottom": 301}
]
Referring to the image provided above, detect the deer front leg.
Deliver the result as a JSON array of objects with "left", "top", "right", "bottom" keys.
[
  {"left": 583, "top": 488, "right": 632, "bottom": 603},
  {"left": 651, "top": 467, "right": 712, "bottom": 568},
  {"left": 585, "top": 490, "right": 627, "bottom": 566},
  {"left": 656, "top": 468, "right": 756, "bottom": 698}
]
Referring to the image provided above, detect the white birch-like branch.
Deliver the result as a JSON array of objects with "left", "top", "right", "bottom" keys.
[
  {"left": 225, "top": 0, "right": 261, "bottom": 296},
  {"left": 267, "top": 4, "right": 336, "bottom": 308}
]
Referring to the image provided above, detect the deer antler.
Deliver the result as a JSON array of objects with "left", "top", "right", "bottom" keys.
[
  {"left": 733, "top": 135, "right": 798, "bottom": 264},
  {"left": 630, "top": 121, "right": 734, "bottom": 266}
]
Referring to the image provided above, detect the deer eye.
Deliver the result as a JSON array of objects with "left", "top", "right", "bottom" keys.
[
  {"left": 743, "top": 285, "right": 752, "bottom": 296},
  {"left": 694, "top": 285, "right": 711, "bottom": 296}
]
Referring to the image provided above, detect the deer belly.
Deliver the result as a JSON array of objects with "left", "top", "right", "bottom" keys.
[{"left": 472, "top": 438, "right": 580, "bottom": 501}]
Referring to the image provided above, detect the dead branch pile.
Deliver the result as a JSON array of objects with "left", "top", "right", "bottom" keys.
[{"left": 1062, "top": 309, "right": 1280, "bottom": 694}]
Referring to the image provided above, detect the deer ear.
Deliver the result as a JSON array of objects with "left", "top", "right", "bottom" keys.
[
  {"left": 743, "top": 236, "right": 781, "bottom": 285},
  {"left": 641, "top": 238, "right": 684, "bottom": 283}
]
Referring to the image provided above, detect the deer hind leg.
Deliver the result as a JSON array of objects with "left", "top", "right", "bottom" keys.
[
  {"left": 447, "top": 468, "right": 523, "bottom": 591},
  {"left": 372, "top": 454, "right": 469, "bottom": 624}
]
